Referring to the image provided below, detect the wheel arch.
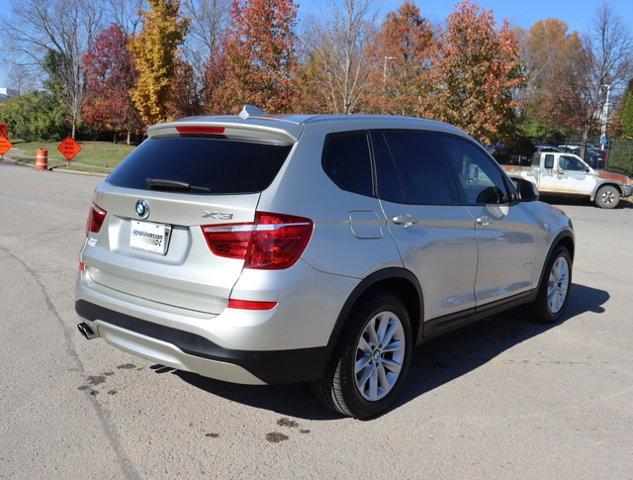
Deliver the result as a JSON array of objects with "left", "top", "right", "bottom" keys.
[
  {"left": 326, "top": 267, "right": 424, "bottom": 354},
  {"left": 537, "top": 230, "right": 575, "bottom": 291},
  {"left": 590, "top": 181, "right": 622, "bottom": 201}
]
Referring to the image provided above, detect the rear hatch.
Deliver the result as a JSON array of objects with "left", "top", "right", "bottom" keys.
[{"left": 82, "top": 119, "right": 300, "bottom": 314}]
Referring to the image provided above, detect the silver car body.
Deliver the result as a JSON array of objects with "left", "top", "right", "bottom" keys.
[{"left": 76, "top": 113, "right": 574, "bottom": 385}]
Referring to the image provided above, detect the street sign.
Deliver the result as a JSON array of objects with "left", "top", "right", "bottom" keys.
[
  {"left": 0, "top": 123, "right": 8, "bottom": 138},
  {"left": 57, "top": 136, "right": 81, "bottom": 161},
  {"left": 0, "top": 135, "right": 12, "bottom": 156}
]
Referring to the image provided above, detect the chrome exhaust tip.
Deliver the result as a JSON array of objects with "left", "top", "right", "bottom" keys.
[{"left": 77, "top": 322, "right": 98, "bottom": 340}]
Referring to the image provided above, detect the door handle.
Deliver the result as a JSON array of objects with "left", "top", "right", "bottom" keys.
[
  {"left": 392, "top": 214, "right": 417, "bottom": 228},
  {"left": 476, "top": 216, "right": 492, "bottom": 227}
]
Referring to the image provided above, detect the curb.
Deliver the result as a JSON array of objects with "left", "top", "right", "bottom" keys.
[
  {"left": 49, "top": 167, "right": 108, "bottom": 178},
  {"left": 2, "top": 158, "right": 108, "bottom": 178}
]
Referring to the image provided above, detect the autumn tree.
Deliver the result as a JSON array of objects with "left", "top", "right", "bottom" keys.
[
  {"left": 207, "top": 0, "right": 299, "bottom": 114},
  {"left": 518, "top": 19, "right": 584, "bottom": 129},
  {"left": 368, "top": 1, "right": 433, "bottom": 115},
  {"left": 423, "top": 1, "right": 523, "bottom": 145},
  {"left": 83, "top": 24, "right": 142, "bottom": 144},
  {"left": 130, "top": 0, "right": 189, "bottom": 124},
  {"left": 300, "top": 0, "right": 378, "bottom": 114},
  {"left": 202, "top": 53, "right": 227, "bottom": 113},
  {"left": 166, "top": 58, "right": 202, "bottom": 118}
]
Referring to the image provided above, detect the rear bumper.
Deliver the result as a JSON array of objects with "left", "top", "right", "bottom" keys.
[{"left": 75, "top": 300, "right": 329, "bottom": 384}]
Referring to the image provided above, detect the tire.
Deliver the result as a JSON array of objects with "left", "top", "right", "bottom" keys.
[
  {"left": 314, "top": 291, "right": 413, "bottom": 419},
  {"left": 529, "top": 245, "right": 572, "bottom": 323},
  {"left": 594, "top": 185, "right": 620, "bottom": 209}
]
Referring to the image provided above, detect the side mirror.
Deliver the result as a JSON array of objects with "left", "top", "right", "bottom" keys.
[
  {"left": 476, "top": 186, "right": 505, "bottom": 205},
  {"left": 511, "top": 177, "right": 539, "bottom": 202}
]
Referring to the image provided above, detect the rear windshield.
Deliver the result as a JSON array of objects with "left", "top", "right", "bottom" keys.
[{"left": 107, "top": 136, "right": 292, "bottom": 194}]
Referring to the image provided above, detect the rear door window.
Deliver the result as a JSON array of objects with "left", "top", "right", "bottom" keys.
[
  {"left": 372, "top": 130, "right": 455, "bottom": 205},
  {"left": 321, "top": 131, "right": 373, "bottom": 197},
  {"left": 106, "top": 136, "right": 292, "bottom": 194}
]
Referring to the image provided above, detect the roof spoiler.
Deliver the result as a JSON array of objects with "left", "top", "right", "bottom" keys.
[{"left": 148, "top": 106, "right": 301, "bottom": 146}]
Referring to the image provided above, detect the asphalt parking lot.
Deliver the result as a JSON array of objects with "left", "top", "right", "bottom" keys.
[{"left": 1, "top": 163, "right": 632, "bottom": 480}]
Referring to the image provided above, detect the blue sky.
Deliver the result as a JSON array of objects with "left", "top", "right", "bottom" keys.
[
  {"left": 300, "top": 0, "right": 633, "bottom": 33},
  {"left": 1, "top": 0, "right": 632, "bottom": 86}
]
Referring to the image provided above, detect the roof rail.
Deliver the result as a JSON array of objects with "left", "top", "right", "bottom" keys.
[{"left": 239, "top": 104, "right": 267, "bottom": 119}]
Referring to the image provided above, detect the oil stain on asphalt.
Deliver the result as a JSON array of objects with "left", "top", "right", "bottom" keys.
[
  {"left": 87, "top": 375, "right": 107, "bottom": 385},
  {"left": 265, "top": 432, "right": 289, "bottom": 443},
  {"left": 116, "top": 363, "right": 136, "bottom": 370},
  {"left": 276, "top": 417, "right": 299, "bottom": 428}
]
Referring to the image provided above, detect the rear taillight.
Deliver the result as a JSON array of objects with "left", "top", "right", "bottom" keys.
[
  {"left": 202, "top": 212, "right": 313, "bottom": 270},
  {"left": 86, "top": 202, "right": 107, "bottom": 236},
  {"left": 227, "top": 299, "right": 277, "bottom": 310}
]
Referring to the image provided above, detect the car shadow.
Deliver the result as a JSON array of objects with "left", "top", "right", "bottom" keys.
[
  {"left": 543, "top": 195, "right": 633, "bottom": 209},
  {"left": 174, "top": 283, "right": 609, "bottom": 421}
]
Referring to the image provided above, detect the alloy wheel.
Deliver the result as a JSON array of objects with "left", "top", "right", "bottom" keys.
[
  {"left": 547, "top": 256, "right": 570, "bottom": 314},
  {"left": 354, "top": 311, "right": 405, "bottom": 402}
]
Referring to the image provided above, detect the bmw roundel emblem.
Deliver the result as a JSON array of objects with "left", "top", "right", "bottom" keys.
[{"left": 135, "top": 199, "right": 149, "bottom": 219}]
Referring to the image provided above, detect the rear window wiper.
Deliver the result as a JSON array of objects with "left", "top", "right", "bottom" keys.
[{"left": 145, "top": 177, "right": 211, "bottom": 192}]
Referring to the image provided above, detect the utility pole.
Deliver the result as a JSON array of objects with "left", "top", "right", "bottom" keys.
[
  {"left": 600, "top": 83, "right": 611, "bottom": 150},
  {"left": 382, "top": 55, "right": 396, "bottom": 113}
]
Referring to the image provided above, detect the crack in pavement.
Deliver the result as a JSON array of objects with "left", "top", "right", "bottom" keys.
[{"left": 0, "top": 246, "right": 141, "bottom": 480}]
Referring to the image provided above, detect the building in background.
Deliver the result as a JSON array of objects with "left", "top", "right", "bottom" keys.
[{"left": 0, "top": 87, "right": 17, "bottom": 102}]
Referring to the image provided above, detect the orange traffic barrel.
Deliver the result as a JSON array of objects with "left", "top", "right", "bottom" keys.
[{"left": 36, "top": 148, "right": 48, "bottom": 170}]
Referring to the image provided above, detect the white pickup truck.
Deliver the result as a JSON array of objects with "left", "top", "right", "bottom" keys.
[{"left": 504, "top": 151, "right": 633, "bottom": 209}]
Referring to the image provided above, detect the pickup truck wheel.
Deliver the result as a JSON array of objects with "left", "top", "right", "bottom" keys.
[
  {"left": 529, "top": 245, "right": 572, "bottom": 323},
  {"left": 595, "top": 185, "right": 620, "bottom": 209},
  {"left": 314, "top": 291, "right": 413, "bottom": 419}
]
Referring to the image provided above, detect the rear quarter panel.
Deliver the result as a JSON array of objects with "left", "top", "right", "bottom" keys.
[{"left": 256, "top": 123, "right": 404, "bottom": 280}]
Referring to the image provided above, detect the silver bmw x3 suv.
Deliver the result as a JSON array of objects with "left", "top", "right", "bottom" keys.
[{"left": 75, "top": 106, "right": 574, "bottom": 418}]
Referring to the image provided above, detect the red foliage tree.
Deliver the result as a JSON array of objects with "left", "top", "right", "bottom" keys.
[
  {"left": 423, "top": 1, "right": 523, "bottom": 145},
  {"left": 166, "top": 57, "right": 202, "bottom": 118},
  {"left": 369, "top": 1, "right": 434, "bottom": 115},
  {"left": 206, "top": 0, "right": 299, "bottom": 114},
  {"left": 83, "top": 24, "right": 143, "bottom": 143}
]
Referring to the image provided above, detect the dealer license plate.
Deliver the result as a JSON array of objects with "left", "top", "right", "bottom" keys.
[{"left": 130, "top": 220, "right": 171, "bottom": 255}]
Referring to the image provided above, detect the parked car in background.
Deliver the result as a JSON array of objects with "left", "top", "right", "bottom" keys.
[
  {"left": 534, "top": 145, "right": 563, "bottom": 153},
  {"left": 558, "top": 144, "right": 603, "bottom": 169},
  {"left": 75, "top": 107, "right": 575, "bottom": 418},
  {"left": 504, "top": 151, "right": 633, "bottom": 208}
]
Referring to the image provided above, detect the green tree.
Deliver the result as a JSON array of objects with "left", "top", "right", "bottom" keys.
[
  {"left": 0, "top": 91, "right": 66, "bottom": 141},
  {"left": 130, "top": 0, "right": 189, "bottom": 124},
  {"left": 621, "top": 80, "right": 633, "bottom": 140}
]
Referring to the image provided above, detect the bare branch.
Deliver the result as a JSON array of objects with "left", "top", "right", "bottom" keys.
[
  {"left": 181, "top": 0, "right": 231, "bottom": 85},
  {"left": 303, "top": 0, "right": 379, "bottom": 113}
]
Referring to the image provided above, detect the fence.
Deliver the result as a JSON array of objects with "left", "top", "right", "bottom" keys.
[{"left": 608, "top": 140, "right": 633, "bottom": 177}]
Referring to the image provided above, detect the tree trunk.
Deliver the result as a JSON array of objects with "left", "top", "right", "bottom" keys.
[
  {"left": 71, "top": 122, "right": 76, "bottom": 140},
  {"left": 126, "top": 130, "right": 131, "bottom": 146},
  {"left": 579, "top": 124, "right": 590, "bottom": 161}
]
